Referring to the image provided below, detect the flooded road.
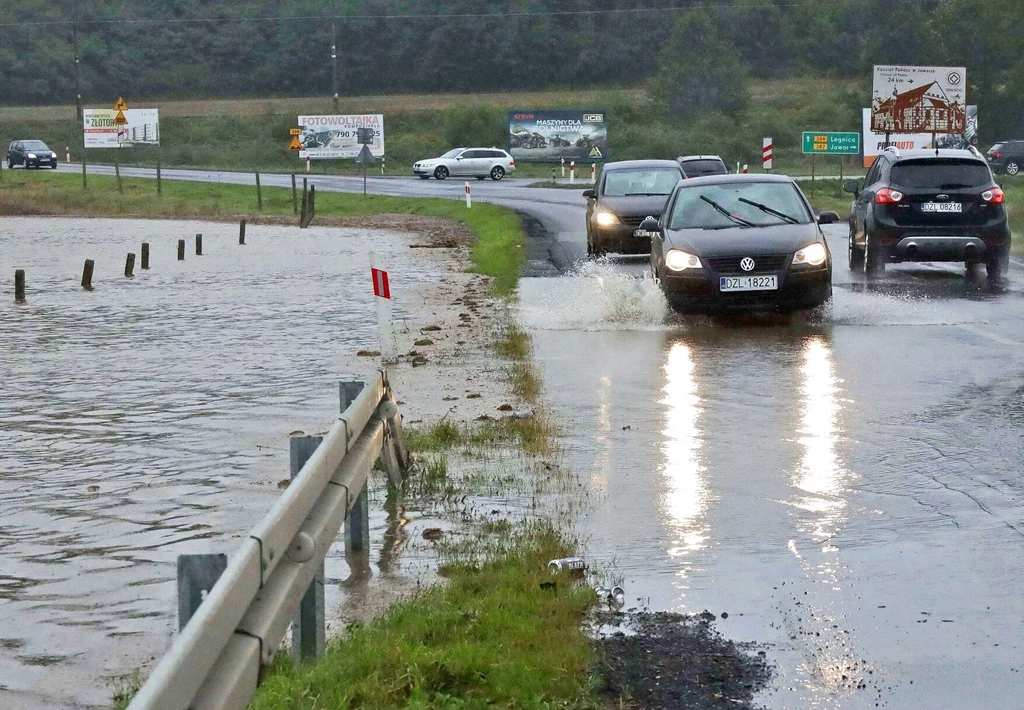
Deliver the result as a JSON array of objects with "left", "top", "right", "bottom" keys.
[
  {"left": 0, "top": 218, "right": 439, "bottom": 708},
  {"left": 521, "top": 226, "right": 1024, "bottom": 707}
]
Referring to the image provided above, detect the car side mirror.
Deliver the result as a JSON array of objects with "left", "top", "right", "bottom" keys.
[
  {"left": 639, "top": 216, "right": 660, "bottom": 232},
  {"left": 818, "top": 210, "right": 841, "bottom": 225},
  {"left": 455, "top": 156, "right": 463, "bottom": 160},
  {"left": 582, "top": 189, "right": 596, "bottom": 199},
  {"left": 842, "top": 180, "right": 860, "bottom": 196}
]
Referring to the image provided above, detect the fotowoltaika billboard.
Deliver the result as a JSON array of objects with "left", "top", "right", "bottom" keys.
[
  {"left": 507, "top": 110, "right": 609, "bottom": 163},
  {"left": 297, "top": 114, "right": 384, "bottom": 159}
]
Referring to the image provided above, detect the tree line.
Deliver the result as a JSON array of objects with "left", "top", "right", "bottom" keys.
[{"left": 2, "top": 0, "right": 1023, "bottom": 137}]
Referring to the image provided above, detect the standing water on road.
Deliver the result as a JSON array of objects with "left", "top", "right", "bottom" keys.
[{"left": 0, "top": 218, "right": 439, "bottom": 709}]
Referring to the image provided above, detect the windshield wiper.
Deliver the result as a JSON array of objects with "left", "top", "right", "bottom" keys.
[
  {"left": 738, "top": 197, "right": 799, "bottom": 224},
  {"left": 700, "top": 195, "right": 754, "bottom": 227}
]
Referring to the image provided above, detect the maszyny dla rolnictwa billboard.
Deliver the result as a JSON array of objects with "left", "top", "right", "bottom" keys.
[
  {"left": 507, "top": 110, "right": 608, "bottom": 163},
  {"left": 298, "top": 114, "right": 384, "bottom": 159},
  {"left": 83, "top": 109, "right": 160, "bottom": 148}
]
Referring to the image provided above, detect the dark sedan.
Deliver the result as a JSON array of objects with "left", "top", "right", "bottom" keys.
[
  {"left": 646, "top": 174, "right": 839, "bottom": 313},
  {"left": 583, "top": 159, "right": 684, "bottom": 256},
  {"left": 6, "top": 140, "right": 58, "bottom": 169}
]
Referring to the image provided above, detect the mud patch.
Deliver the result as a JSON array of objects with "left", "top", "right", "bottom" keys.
[{"left": 596, "top": 611, "right": 773, "bottom": 710}]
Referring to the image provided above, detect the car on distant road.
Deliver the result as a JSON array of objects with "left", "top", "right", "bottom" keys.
[
  {"left": 644, "top": 174, "right": 837, "bottom": 313},
  {"left": 845, "top": 147, "right": 1010, "bottom": 280},
  {"left": 676, "top": 155, "right": 729, "bottom": 178},
  {"left": 412, "top": 148, "right": 515, "bottom": 181},
  {"left": 7, "top": 140, "right": 58, "bottom": 169},
  {"left": 985, "top": 140, "right": 1024, "bottom": 175},
  {"left": 583, "top": 159, "right": 685, "bottom": 256}
]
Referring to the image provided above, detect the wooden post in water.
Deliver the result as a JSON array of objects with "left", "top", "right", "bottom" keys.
[
  {"left": 124, "top": 253, "right": 135, "bottom": 278},
  {"left": 141, "top": 242, "right": 150, "bottom": 269},
  {"left": 157, "top": 162, "right": 162, "bottom": 196},
  {"left": 255, "top": 172, "right": 263, "bottom": 211},
  {"left": 177, "top": 239, "right": 185, "bottom": 261},
  {"left": 239, "top": 219, "right": 246, "bottom": 245},
  {"left": 195, "top": 233, "right": 203, "bottom": 256},
  {"left": 292, "top": 174, "right": 298, "bottom": 215},
  {"left": 14, "top": 270, "right": 25, "bottom": 302},
  {"left": 82, "top": 259, "right": 94, "bottom": 290}
]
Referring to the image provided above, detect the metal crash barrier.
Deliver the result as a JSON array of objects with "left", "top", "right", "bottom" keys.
[{"left": 128, "top": 371, "right": 410, "bottom": 710}]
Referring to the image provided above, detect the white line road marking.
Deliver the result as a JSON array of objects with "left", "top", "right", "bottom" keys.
[{"left": 958, "top": 323, "right": 1022, "bottom": 347}]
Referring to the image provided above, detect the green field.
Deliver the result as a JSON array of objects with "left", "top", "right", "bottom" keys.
[{"left": 0, "top": 79, "right": 870, "bottom": 178}]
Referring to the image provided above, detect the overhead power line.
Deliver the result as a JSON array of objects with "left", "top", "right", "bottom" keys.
[{"left": 0, "top": 0, "right": 936, "bottom": 28}]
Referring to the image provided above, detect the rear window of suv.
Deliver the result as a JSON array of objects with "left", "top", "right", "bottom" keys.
[
  {"left": 890, "top": 159, "right": 991, "bottom": 189},
  {"left": 681, "top": 159, "right": 726, "bottom": 177}
]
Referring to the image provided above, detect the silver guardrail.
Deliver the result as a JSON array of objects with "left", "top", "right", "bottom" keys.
[{"left": 128, "top": 371, "right": 410, "bottom": 710}]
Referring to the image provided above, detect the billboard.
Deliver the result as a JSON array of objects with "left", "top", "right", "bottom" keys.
[
  {"left": 871, "top": 65, "right": 966, "bottom": 134},
  {"left": 83, "top": 109, "right": 160, "bottom": 148},
  {"left": 507, "top": 110, "right": 608, "bottom": 163},
  {"left": 298, "top": 114, "right": 384, "bottom": 159},
  {"left": 862, "top": 106, "right": 978, "bottom": 168}
]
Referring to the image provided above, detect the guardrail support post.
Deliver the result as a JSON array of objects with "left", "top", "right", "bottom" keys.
[
  {"left": 177, "top": 554, "right": 228, "bottom": 631},
  {"left": 290, "top": 435, "right": 326, "bottom": 662},
  {"left": 345, "top": 481, "right": 370, "bottom": 553}
]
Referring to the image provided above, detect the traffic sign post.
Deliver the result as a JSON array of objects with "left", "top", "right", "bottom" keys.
[
  {"left": 802, "top": 131, "right": 861, "bottom": 194},
  {"left": 355, "top": 143, "right": 375, "bottom": 196}
]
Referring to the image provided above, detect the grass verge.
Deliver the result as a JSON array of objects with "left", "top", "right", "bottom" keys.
[
  {"left": 0, "top": 170, "right": 527, "bottom": 294},
  {"left": 251, "top": 523, "right": 595, "bottom": 710}
]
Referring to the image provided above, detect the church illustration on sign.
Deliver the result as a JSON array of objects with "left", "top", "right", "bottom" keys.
[{"left": 871, "top": 82, "right": 966, "bottom": 134}]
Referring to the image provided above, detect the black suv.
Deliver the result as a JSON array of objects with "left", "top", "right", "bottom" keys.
[
  {"left": 7, "top": 140, "right": 58, "bottom": 169},
  {"left": 986, "top": 140, "right": 1024, "bottom": 175},
  {"left": 844, "top": 148, "right": 1010, "bottom": 280}
]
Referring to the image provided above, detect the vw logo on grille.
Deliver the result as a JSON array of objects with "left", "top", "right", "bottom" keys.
[{"left": 740, "top": 257, "right": 756, "bottom": 272}]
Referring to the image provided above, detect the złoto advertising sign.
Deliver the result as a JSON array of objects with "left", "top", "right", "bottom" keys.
[
  {"left": 83, "top": 109, "right": 160, "bottom": 148},
  {"left": 507, "top": 110, "right": 608, "bottom": 163},
  {"left": 861, "top": 106, "right": 978, "bottom": 168},
  {"left": 801, "top": 132, "right": 860, "bottom": 154},
  {"left": 297, "top": 114, "right": 384, "bottom": 159},
  {"left": 871, "top": 65, "right": 966, "bottom": 134}
]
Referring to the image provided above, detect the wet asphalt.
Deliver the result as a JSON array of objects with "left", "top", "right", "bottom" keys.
[{"left": 30, "top": 166, "right": 1024, "bottom": 706}]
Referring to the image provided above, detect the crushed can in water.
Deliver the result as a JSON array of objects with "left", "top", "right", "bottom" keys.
[{"left": 548, "top": 557, "right": 587, "bottom": 578}]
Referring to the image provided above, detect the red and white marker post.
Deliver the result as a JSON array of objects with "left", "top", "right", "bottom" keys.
[
  {"left": 369, "top": 252, "right": 397, "bottom": 361},
  {"left": 465, "top": 182, "right": 471, "bottom": 208},
  {"left": 762, "top": 137, "right": 773, "bottom": 171},
  {"left": 306, "top": 156, "right": 311, "bottom": 173},
  {"left": 561, "top": 158, "right": 565, "bottom": 178},
  {"left": 66, "top": 146, "right": 71, "bottom": 163},
  {"left": 591, "top": 163, "right": 596, "bottom": 183},
  {"left": 742, "top": 164, "right": 749, "bottom": 174},
  {"left": 570, "top": 161, "right": 576, "bottom": 184}
]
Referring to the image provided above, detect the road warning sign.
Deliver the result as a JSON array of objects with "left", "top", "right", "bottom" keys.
[
  {"left": 113, "top": 110, "right": 129, "bottom": 126},
  {"left": 114, "top": 97, "right": 128, "bottom": 111},
  {"left": 288, "top": 136, "right": 302, "bottom": 150}
]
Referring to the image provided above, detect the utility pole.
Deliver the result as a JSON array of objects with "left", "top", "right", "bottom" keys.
[
  {"left": 73, "top": 0, "right": 82, "bottom": 120},
  {"left": 331, "top": 0, "right": 339, "bottom": 113}
]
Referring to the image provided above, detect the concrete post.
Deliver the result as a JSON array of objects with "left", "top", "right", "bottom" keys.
[
  {"left": 289, "top": 435, "right": 326, "bottom": 663},
  {"left": 177, "top": 554, "right": 227, "bottom": 630}
]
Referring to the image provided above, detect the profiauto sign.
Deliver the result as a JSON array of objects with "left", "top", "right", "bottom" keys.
[
  {"left": 298, "top": 114, "right": 384, "bottom": 159},
  {"left": 871, "top": 65, "right": 967, "bottom": 134},
  {"left": 507, "top": 110, "right": 609, "bottom": 163},
  {"left": 83, "top": 109, "right": 160, "bottom": 148}
]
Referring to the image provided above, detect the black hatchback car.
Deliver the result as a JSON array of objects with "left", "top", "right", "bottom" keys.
[
  {"left": 844, "top": 148, "right": 1010, "bottom": 279},
  {"left": 676, "top": 155, "right": 729, "bottom": 178},
  {"left": 645, "top": 174, "right": 837, "bottom": 313},
  {"left": 986, "top": 140, "right": 1024, "bottom": 175},
  {"left": 7, "top": 140, "right": 58, "bottom": 169},
  {"left": 583, "top": 160, "right": 685, "bottom": 256}
]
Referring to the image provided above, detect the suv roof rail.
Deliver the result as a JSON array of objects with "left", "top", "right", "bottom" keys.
[{"left": 967, "top": 145, "right": 983, "bottom": 158}]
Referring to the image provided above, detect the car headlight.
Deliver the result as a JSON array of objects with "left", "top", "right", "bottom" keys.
[
  {"left": 793, "top": 243, "right": 828, "bottom": 266},
  {"left": 665, "top": 249, "right": 702, "bottom": 271},
  {"left": 594, "top": 211, "right": 618, "bottom": 227},
  {"left": 27, "top": 153, "right": 36, "bottom": 159}
]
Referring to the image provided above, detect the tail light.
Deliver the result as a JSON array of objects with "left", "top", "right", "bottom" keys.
[
  {"left": 875, "top": 188, "right": 904, "bottom": 204},
  {"left": 509, "top": 159, "right": 515, "bottom": 167},
  {"left": 982, "top": 187, "right": 1005, "bottom": 203},
  {"left": 992, "top": 152, "right": 1002, "bottom": 159}
]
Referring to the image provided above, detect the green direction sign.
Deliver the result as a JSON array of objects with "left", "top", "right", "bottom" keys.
[{"left": 802, "top": 131, "right": 861, "bottom": 155}]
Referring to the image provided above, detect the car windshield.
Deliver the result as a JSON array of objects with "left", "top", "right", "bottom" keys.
[
  {"left": 23, "top": 141, "right": 49, "bottom": 150},
  {"left": 669, "top": 182, "right": 812, "bottom": 229},
  {"left": 890, "top": 159, "right": 991, "bottom": 188},
  {"left": 603, "top": 169, "right": 681, "bottom": 196},
  {"left": 439, "top": 149, "right": 463, "bottom": 159},
  {"left": 681, "top": 159, "right": 726, "bottom": 177}
]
